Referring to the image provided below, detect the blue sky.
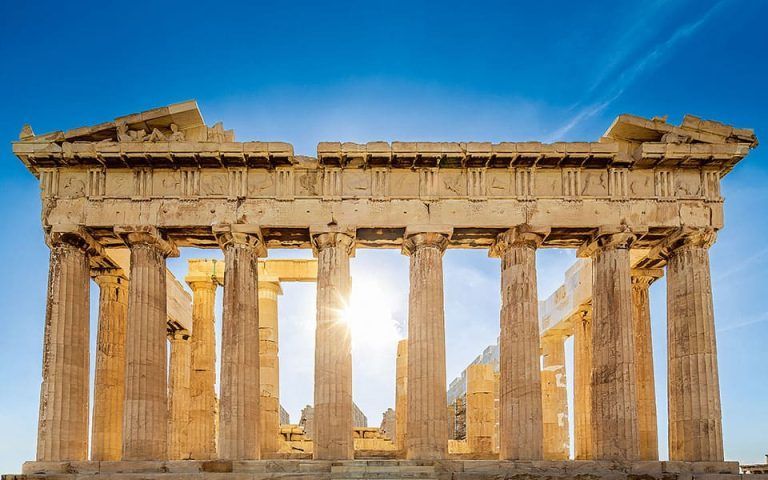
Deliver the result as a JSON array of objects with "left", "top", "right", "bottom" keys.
[{"left": 1, "top": 0, "right": 767, "bottom": 472}]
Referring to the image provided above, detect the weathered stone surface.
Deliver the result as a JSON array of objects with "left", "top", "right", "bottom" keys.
[
  {"left": 664, "top": 229, "right": 723, "bottom": 462},
  {"left": 395, "top": 340, "right": 408, "bottom": 452},
  {"left": 491, "top": 227, "right": 544, "bottom": 460},
  {"left": 118, "top": 226, "right": 178, "bottom": 461},
  {"left": 465, "top": 364, "right": 496, "bottom": 454},
  {"left": 91, "top": 271, "right": 128, "bottom": 461},
  {"left": 216, "top": 226, "right": 264, "bottom": 460},
  {"left": 632, "top": 270, "right": 661, "bottom": 461},
  {"left": 573, "top": 307, "right": 593, "bottom": 460},
  {"left": 11, "top": 459, "right": 755, "bottom": 480},
  {"left": 404, "top": 231, "right": 450, "bottom": 460},
  {"left": 541, "top": 334, "right": 569, "bottom": 460},
  {"left": 581, "top": 229, "right": 640, "bottom": 461},
  {"left": 186, "top": 264, "right": 218, "bottom": 460},
  {"left": 258, "top": 281, "right": 282, "bottom": 456},
  {"left": 312, "top": 231, "right": 354, "bottom": 460},
  {"left": 37, "top": 231, "right": 92, "bottom": 462},
  {"left": 168, "top": 330, "right": 192, "bottom": 460}
]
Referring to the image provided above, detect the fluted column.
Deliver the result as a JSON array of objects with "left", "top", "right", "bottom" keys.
[
  {"left": 186, "top": 270, "right": 218, "bottom": 459},
  {"left": 395, "top": 339, "right": 408, "bottom": 452},
  {"left": 491, "top": 226, "right": 545, "bottom": 460},
  {"left": 312, "top": 231, "right": 354, "bottom": 460},
  {"left": 573, "top": 307, "right": 594, "bottom": 460},
  {"left": 91, "top": 271, "right": 128, "bottom": 461},
  {"left": 36, "top": 229, "right": 92, "bottom": 461},
  {"left": 466, "top": 364, "right": 496, "bottom": 454},
  {"left": 665, "top": 228, "right": 723, "bottom": 461},
  {"left": 216, "top": 226, "right": 264, "bottom": 460},
  {"left": 117, "top": 226, "right": 178, "bottom": 461},
  {"left": 632, "top": 269, "right": 661, "bottom": 460},
  {"left": 168, "top": 330, "right": 192, "bottom": 460},
  {"left": 258, "top": 280, "right": 282, "bottom": 455},
  {"left": 579, "top": 228, "right": 639, "bottom": 460},
  {"left": 541, "top": 334, "right": 569, "bottom": 460},
  {"left": 403, "top": 230, "right": 449, "bottom": 460}
]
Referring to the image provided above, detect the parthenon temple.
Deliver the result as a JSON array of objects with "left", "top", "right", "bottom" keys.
[{"left": 7, "top": 101, "right": 761, "bottom": 480}]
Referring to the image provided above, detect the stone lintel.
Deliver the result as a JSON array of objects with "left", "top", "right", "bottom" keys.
[
  {"left": 114, "top": 225, "right": 179, "bottom": 257},
  {"left": 577, "top": 225, "right": 646, "bottom": 258},
  {"left": 489, "top": 225, "right": 550, "bottom": 257},
  {"left": 185, "top": 259, "right": 317, "bottom": 289},
  {"left": 213, "top": 224, "right": 267, "bottom": 256},
  {"left": 92, "top": 268, "right": 128, "bottom": 284},
  {"left": 631, "top": 268, "right": 665, "bottom": 286},
  {"left": 185, "top": 259, "right": 221, "bottom": 287},
  {"left": 541, "top": 329, "right": 568, "bottom": 343}
]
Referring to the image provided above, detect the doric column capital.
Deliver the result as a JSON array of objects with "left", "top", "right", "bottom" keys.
[
  {"left": 654, "top": 227, "right": 717, "bottom": 259},
  {"left": 46, "top": 224, "right": 104, "bottom": 255},
  {"left": 577, "top": 225, "right": 641, "bottom": 258},
  {"left": 213, "top": 224, "right": 267, "bottom": 256},
  {"left": 310, "top": 230, "right": 355, "bottom": 255},
  {"left": 115, "top": 225, "right": 179, "bottom": 257},
  {"left": 489, "top": 225, "right": 549, "bottom": 257},
  {"left": 631, "top": 268, "right": 664, "bottom": 288},
  {"left": 402, "top": 227, "right": 451, "bottom": 256}
]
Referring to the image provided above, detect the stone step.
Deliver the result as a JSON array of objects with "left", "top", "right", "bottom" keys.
[{"left": 331, "top": 464, "right": 438, "bottom": 479}]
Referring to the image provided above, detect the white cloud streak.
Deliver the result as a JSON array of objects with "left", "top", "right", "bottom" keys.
[{"left": 548, "top": 0, "right": 729, "bottom": 141}]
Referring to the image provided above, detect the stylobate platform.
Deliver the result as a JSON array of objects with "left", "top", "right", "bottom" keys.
[{"left": 5, "top": 459, "right": 765, "bottom": 480}]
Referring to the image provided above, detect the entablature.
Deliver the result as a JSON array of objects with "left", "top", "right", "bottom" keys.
[{"left": 16, "top": 101, "right": 757, "bottom": 252}]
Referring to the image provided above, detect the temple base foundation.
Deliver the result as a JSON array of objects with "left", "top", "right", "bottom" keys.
[{"left": 10, "top": 460, "right": 755, "bottom": 480}]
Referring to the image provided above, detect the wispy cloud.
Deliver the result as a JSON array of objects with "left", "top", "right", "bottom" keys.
[
  {"left": 548, "top": 0, "right": 729, "bottom": 141},
  {"left": 717, "top": 311, "right": 768, "bottom": 334},
  {"left": 714, "top": 246, "right": 768, "bottom": 282}
]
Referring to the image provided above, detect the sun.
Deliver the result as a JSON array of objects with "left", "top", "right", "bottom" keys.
[{"left": 343, "top": 277, "right": 400, "bottom": 350}]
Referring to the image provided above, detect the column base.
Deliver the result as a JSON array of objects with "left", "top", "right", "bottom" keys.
[{"left": 11, "top": 459, "right": 751, "bottom": 480}]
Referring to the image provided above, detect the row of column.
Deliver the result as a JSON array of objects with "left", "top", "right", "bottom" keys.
[
  {"left": 37, "top": 226, "right": 266, "bottom": 462},
  {"left": 497, "top": 226, "right": 721, "bottom": 462},
  {"left": 36, "top": 224, "right": 724, "bottom": 463}
]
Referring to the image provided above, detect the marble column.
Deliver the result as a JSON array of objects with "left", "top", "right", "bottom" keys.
[
  {"left": 581, "top": 229, "right": 639, "bottom": 461},
  {"left": 91, "top": 271, "right": 128, "bottom": 461},
  {"left": 258, "top": 280, "right": 282, "bottom": 455},
  {"left": 216, "top": 227, "right": 264, "bottom": 460},
  {"left": 632, "top": 269, "right": 661, "bottom": 460},
  {"left": 541, "top": 334, "right": 570, "bottom": 460},
  {"left": 118, "top": 226, "right": 178, "bottom": 461},
  {"left": 573, "top": 307, "right": 594, "bottom": 460},
  {"left": 403, "top": 230, "right": 449, "bottom": 460},
  {"left": 466, "top": 364, "right": 496, "bottom": 454},
  {"left": 312, "top": 231, "right": 354, "bottom": 460},
  {"left": 37, "top": 230, "right": 92, "bottom": 462},
  {"left": 186, "top": 275, "right": 218, "bottom": 459},
  {"left": 395, "top": 339, "right": 408, "bottom": 452},
  {"left": 491, "top": 227, "right": 545, "bottom": 460},
  {"left": 665, "top": 229, "right": 723, "bottom": 461},
  {"left": 168, "top": 330, "right": 192, "bottom": 460}
]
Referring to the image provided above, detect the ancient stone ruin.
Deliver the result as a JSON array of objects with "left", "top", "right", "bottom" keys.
[{"left": 6, "top": 100, "right": 761, "bottom": 479}]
